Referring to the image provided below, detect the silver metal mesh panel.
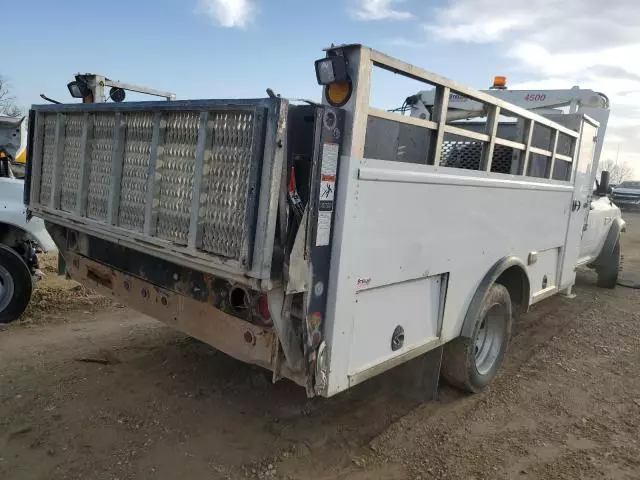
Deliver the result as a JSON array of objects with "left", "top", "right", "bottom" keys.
[
  {"left": 441, "top": 141, "right": 514, "bottom": 174},
  {"left": 155, "top": 112, "right": 199, "bottom": 245},
  {"left": 39, "top": 114, "right": 57, "bottom": 205},
  {"left": 31, "top": 102, "right": 270, "bottom": 270},
  {"left": 118, "top": 113, "right": 154, "bottom": 230},
  {"left": 201, "top": 111, "right": 255, "bottom": 260},
  {"left": 491, "top": 146, "right": 516, "bottom": 174},
  {"left": 87, "top": 114, "right": 115, "bottom": 220},
  {"left": 60, "top": 114, "right": 83, "bottom": 212},
  {"left": 441, "top": 141, "right": 482, "bottom": 170}
]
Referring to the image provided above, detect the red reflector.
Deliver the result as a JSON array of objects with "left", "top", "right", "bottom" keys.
[
  {"left": 310, "top": 312, "right": 322, "bottom": 329},
  {"left": 288, "top": 167, "right": 297, "bottom": 194},
  {"left": 258, "top": 295, "right": 271, "bottom": 320}
]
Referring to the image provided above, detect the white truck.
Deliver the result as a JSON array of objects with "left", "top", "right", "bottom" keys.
[{"left": 20, "top": 44, "right": 624, "bottom": 397}]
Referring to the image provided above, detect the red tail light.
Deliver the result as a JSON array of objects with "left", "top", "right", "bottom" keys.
[{"left": 258, "top": 295, "right": 271, "bottom": 322}]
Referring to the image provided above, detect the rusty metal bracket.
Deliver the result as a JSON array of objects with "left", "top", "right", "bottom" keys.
[
  {"left": 267, "top": 289, "right": 305, "bottom": 373},
  {"left": 66, "top": 252, "right": 283, "bottom": 374}
]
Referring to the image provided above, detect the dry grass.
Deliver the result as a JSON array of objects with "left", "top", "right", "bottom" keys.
[{"left": 17, "top": 253, "right": 112, "bottom": 325}]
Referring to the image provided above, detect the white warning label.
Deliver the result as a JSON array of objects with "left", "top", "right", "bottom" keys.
[
  {"left": 321, "top": 143, "right": 339, "bottom": 177},
  {"left": 316, "top": 143, "right": 338, "bottom": 247},
  {"left": 316, "top": 211, "right": 333, "bottom": 246}
]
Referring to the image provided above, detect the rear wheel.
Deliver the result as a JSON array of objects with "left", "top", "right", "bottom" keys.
[
  {"left": 442, "top": 283, "right": 513, "bottom": 393},
  {"left": 0, "top": 245, "right": 33, "bottom": 324},
  {"left": 596, "top": 240, "right": 620, "bottom": 289}
]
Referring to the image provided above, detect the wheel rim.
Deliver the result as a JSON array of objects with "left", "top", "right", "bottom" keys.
[
  {"left": 0, "top": 264, "right": 15, "bottom": 313},
  {"left": 474, "top": 303, "right": 508, "bottom": 376}
]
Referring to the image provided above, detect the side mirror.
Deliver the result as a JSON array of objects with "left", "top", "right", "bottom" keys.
[{"left": 598, "top": 170, "right": 610, "bottom": 196}]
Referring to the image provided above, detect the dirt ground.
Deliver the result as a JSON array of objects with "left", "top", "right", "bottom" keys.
[{"left": 1, "top": 214, "right": 639, "bottom": 480}]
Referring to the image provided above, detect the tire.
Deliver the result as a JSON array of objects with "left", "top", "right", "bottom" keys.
[
  {"left": 596, "top": 239, "right": 620, "bottom": 289},
  {"left": 442, "top": 283, "right": 513, "bottom": 393},
  {"left": 0, "top": 244, "right": 33, "bottom": 324}
]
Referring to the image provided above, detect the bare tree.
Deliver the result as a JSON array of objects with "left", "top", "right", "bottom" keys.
[
  {"left": 598, "top": 159, "right": 634, "bottom": 184},
  {"left": 0, "top": 75, "right": 23, "bottom": 118}
]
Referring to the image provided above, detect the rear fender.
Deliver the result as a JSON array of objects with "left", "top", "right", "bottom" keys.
[{"left": 460, "top": 257, "right": 530, "bottom": 339}]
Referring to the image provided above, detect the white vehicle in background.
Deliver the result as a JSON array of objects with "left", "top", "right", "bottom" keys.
[
  {"left": 0, "top": 177, "right": 58, "bottom": 321},
  {"left": 0, "top": 115, "right": 27, "bottom": 177},
  {"left": 23, "top": 44, "right": 624, "bottom": 398}
]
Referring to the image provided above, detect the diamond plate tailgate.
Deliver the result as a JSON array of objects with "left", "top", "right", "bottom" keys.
[{"left": 27, "top": 98, "right": 286, "bottom": 283}]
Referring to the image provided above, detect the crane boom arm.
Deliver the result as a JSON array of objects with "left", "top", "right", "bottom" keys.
[{"left": 409, "top": 86, "right": 608, "bottom": 119}]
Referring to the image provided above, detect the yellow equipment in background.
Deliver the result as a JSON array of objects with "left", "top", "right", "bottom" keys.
[{"left": 15, "top": 147, "right": 26, "bottom": 164}]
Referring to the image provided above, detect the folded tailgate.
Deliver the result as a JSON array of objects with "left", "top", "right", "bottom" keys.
[{"left": 26, "top": 98, "right": 287, "bottom": 283}]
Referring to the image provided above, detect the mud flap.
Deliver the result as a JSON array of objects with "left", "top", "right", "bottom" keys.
[
  {"left": 393, "top": 346, "right": 443, "bottom": 403},
  {"left": 58, "top": 253, "right": 66, "bottom": 276},
  {"left": 352, "top": 346, "right": 444, "bottom": 405}
]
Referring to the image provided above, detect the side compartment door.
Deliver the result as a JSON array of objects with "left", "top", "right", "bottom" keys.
[{"left": 560, "top": 120, "right": 598, "bottom": 288}]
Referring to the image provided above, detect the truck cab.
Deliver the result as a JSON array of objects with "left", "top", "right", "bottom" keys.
[{"left": 579, "top": 177, "right": 620, "bottom": 264}]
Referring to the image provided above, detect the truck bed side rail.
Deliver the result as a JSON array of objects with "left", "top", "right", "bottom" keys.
[{"left": 329, "top": 44, "right": 580, "bottom": 180}]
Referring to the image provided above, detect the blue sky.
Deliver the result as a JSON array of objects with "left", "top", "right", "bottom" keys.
[
  {"left": 5, "top": 1, "right": 515, "bottom": 109},
  {"left": 4, "top": 0, "right": 640, "bottom": 175}
]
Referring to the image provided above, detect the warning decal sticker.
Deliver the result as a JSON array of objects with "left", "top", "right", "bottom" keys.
[
  {"left": 321, "top": 143, "right": 339, "bottom": 176},
  {"left": 316, "top": 143, "right": 339, "bottom": 246}
]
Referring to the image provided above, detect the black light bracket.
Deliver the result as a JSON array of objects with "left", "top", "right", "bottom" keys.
[{"left": 314, "top": 55, "right": 349, "bottom": 86}]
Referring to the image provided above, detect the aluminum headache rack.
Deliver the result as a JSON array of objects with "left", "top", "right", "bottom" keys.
[
  {"left": 26, "top": 99, "right": 288, "bottom": 287},
  {"left": 333, "top": 45, "right": 580, "bottom": 177}
]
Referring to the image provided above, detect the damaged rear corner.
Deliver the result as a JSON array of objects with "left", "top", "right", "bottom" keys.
[{"left": 267, "top": 105, "right": 345, "bottom": 396}]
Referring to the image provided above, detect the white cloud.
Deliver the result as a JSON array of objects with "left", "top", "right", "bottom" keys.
[
  {"left": 352, "top": 0, "right": 413, "bottom": 20},
  {"left": 425, "top": 0, "right": 638, "bottom": 50},
  {"left": 425, "top": 4, "right": 538, "bottom": 43},
  {"left": 386, "top": 37, "right": 427, "bottom": 48},
  {"left": 424, "top": 0, "right": 640, "bottom": 175},
  {"left": 198, "top": 0, "right": 256, "bottom": 28}
]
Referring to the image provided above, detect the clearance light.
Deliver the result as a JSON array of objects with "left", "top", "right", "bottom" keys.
[
  {"left": 492, "top": 76, "right": 507, "bottom": 89},
  {"left": 326, "top": 81, "right": 353, "bottom": 107}
]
